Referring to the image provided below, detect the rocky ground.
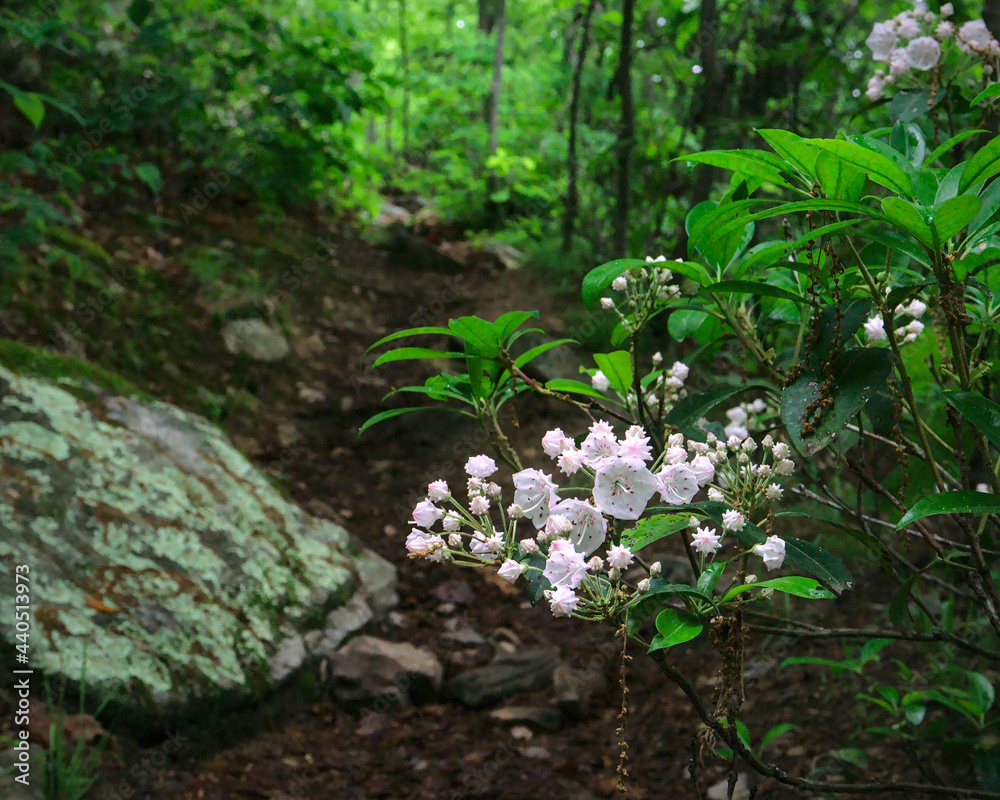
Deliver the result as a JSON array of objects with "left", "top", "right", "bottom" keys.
[{"left": 1, "top": 203, "right": 935, "bottom": 799}]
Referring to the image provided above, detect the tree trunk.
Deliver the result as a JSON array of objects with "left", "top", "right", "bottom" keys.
[
  {"left": 690, "top": 0, "right": 722, "bottom": 207},
  {"left": 612, "top": 0, "right": 635, "bottom": 258},
  {"left": 399, "top": 0, "right": 410, "bottom": 156},
  {"left": 485, "top": 0, "right": 507, "bottom": 219},
  {"left": 562, "top": 0, "right": 597, "bottom": 253},
  {"left": 479, "top": 0, "right": 502, "bottom": 33}
]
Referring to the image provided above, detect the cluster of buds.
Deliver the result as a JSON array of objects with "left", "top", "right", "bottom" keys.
[
  {"left": 863, "top": 297, "right": 927, "bottom": 345},
  {"left": 600, "top": 255, "right": 683, "bottom": 331},
  {"left": 722, "top": 398, "right": 768, "bottom": 441},
  {"left": 864, "top": 4, "right": 999, "bottom": 101},
  {"left": 591, "top": 352, "right": 692, "bottom": 422},
  {"left": 406, "top": 417, "right": 794, "bottom": 618}
]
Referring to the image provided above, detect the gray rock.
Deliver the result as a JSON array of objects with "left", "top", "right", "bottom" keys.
[
  {"left": 0, "top": 359, "right": 395, "bottom": 728},
  {"left": 553, "top": 664, "right": 608, "bottom": 719},
  {"left": 330, "top": 635, "right": 443, "bottom": 711},
  {"left": 489, "top": 705, "right": 562, "bottom": 730},
  {"left": 221, "top": 318, "right": 290, "bottom": 361},
  {"left": 448, "top": 648, "right": 559, "bottom": 707},
  {"left": 440, "top": 618, "right": 488, "bottom": 648}
]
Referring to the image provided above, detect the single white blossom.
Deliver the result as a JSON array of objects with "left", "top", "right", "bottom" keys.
[
  {"left": 656, "top": 463, "right": 700, "bottom": 505},
  {"left": 691, "top": 526, "right": 722, "bottom": 555},
  {"left": 594, "top": 457, "right": 659, "bottom": 520},
  {"left": 765, "top": 483, "right": 784, "bottom": 501},
  {"left": 607, "top": 543, "right": 635, "bottom": 570},
  {"left": 557, "top": 448, "right": 585, "bottom": 475},
  {"left": 553, "top": 498, "right": 608, "bottom": 555},
  {"left": 519, "top": 537, "right": 539, "bottom": 554},
  {"left": 601, "top": 297, "right": 615, "bottom": 310},
  {"left": 546, "top": 585, "right": 580, "bottom": 616},
  {"left": 465, "top": 454, "right": 498, "bottom": 479},
  {"left": 427, "top": 480, "right": 450, "bottom": 502},
  {"left": 612, "top": 275, "right": 628, "bottom": 291},
  {"left": 959, "top": 19, "right": 992, "bottom": 51},
  {"left": 864, "top": 315, "right": 886, "bottom": 343},
  {"left": 470, "top": 495, "right": 491, "bottom": 515},
  {"left": 941, "top": 3, "right": 953, "bottom": 17},
  {"left": 867, "top": 21, "right": 899, "bottom": 60},
  {"left": 512, "top": 468, "right": 558, "bottom": 529},
  {"left": 775, "top": 458, "right": 795, "bottom": 477},
  {"left": 412, "top": 499, "right": 444, "bottom": 528},
  {"left": 542, "top": 428, "right": 574, "bottom": 458},
  {"left": 637, "top": 578, "right": 651, "bottom": 592},
  {"left": 754, "top": 535, "right": 787, "bottom": 570},
  {"left": 906, "top": 36, "right": 941, "bottom": 69},
  {"left": 722, "top": 509, "right": 746, "bottom": 532},
  {"left": 442, "top": 511, "right": 462, "bottom": 532},
  {"left": 592, "top": 370, "right": 611, "bottom": 392},
  {"left": 543, "top": 539, "right": 590, "bottom": 589},
  {"left": 497, "top": 558, "right": 527, "bottom": 583}
]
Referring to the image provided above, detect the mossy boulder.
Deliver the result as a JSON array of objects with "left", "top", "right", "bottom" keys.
[{"left": 0, "top": 353, "right": 395, "bottom": 732}]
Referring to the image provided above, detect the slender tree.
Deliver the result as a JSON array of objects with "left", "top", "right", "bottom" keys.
[
  {"left": 612, "top": 0, "right": 635, "bottom": 258},
  {"left": 399, "top": 0, "right": 410, "bottom": 156},
  {"left": 562, "top": 0, "right": 597, "bottom": 253},
  {"left": 485, "top": 0, "right": 507, "bottom": 218}
]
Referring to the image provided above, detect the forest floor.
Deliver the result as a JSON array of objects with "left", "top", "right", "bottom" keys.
[{"left": 4, "top": 198, "right": 933, "bottom": 799}]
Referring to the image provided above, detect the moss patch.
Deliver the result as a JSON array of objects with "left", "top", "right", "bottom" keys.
[{"left": 0, "top": 338, "right": 148, "bottom": 400}]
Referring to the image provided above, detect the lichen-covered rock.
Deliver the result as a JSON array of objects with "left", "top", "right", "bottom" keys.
[{"left": 0, "top": 363, "right": 395, "bottom": 728}]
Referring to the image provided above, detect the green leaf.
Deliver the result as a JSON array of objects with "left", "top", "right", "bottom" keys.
[
  {"left": 756, "top": 128, "right": 818, "bottom": 179},
  {"left": 881, "top": 197, "right": 934, "bottom": 249},
  {"left": 367, "top": 326, "right": 454, "bottom": 352},
  {"left": 815, "top": 150, "right": 866, "bottom": 202},
  {"left": 512, "top": 338, "right": 576, "bottom": 370},
  {"left": 807, "top": 138, "right": 912, "bottom": 195},
  {"left": 581, "top": 259, "right": 646, "bottom": 309},
  {"left": 664, "top": 382, "right": 773, "bottom": 432},
  {"left": 11, "top": 89, "right": 44, "bottom": 130},
  {"left": 888, "top": 88, "right": 938, "bottom": 123},
  {"left": 960, "top": 135, "right": 1000, "bottom": 193},
  {"left": 622, "top": 514, "right": 691, "bottom": 552},
  {"left": 493, "top": 310, "right": 538, "bottom": 343},
  {"left": 667, "top": 308, "right": 709, "bottom": 341},
  {"left": 134, "top": 163, "right": 162, "bottom": 193},
  {"left": 973, "top": 84, "right": 1000, "bottom": 106},
  {"left": 889, "top": 572, "right": 921, "bottom": 626},
  {"left": 721, "top": 576, "right": 836, "bottom": 604},
  {"left": 545, "top": 377, "right": 611, "bottom": 400},
  {"left": 945, "top": 391, "right": 1000, "bottom": 450},
  {"left": 761, "top": 723, "right": 797, "bottom": 750},
  {"left": 675, "top": 150, "right": 792, "bottom": 187},
  {"left": 648, "top": 608, "right": 703, "bottom": 652},
  {"left": 931, "top": 195, "right": 982, "bottom": 244},
  {"left": 593, "top": 351, "right": 633, "bottom": 396},
  {"left": 781, "top": 349, "right": 894, "bottom": 456},
  {"left": 896, "top": 491, "right": 1000, "bottom": 529},
  {"left": 523, "top": 553, "right": 551, "bottom": 605},
  {"left": 627, "top": 579, "right": 716, "bottom": 635},
  {"left": 127, "top": 0, "right": 154, "bottom": 25},
  {"left": 926, "top": 130, "right": 988, "bottom": 165},
  {"left": 359, "top": 406, "right": 434, "bottom": 435},
  {"left": 450, "top": 316, "right": 500, "bottom": 357},
  {"left": 700, "top": 280, "right": 804, "bottom": 305},
  {"left": 696, "top": 561, "right": 727, "bottom": 595},
  {"left": 372, "top": 347, "right": 465, "bottom": 367}
]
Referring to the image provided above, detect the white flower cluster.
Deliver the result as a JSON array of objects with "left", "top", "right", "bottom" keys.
[
  {"left": 865, "top": 4, "right": 998, "bottom": 101},
  {"left": 592, "top": 354, "right": 691, "bottom": 421},
  {"left": 406, "top": 421, "right": 794, "bottom": 619},
  {"left": 721, "top": 398, "right": 768, "bottom": 440},
  {"left": 863, "top": 297, "right": 927, "bottom": 345},
  {"left": 600, "top": 256, "right": 682, "bottom": 320}
]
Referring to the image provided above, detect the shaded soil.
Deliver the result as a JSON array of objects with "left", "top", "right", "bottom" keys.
[{"left": 2, "top": 202, "right": 953, "bottom": 799}]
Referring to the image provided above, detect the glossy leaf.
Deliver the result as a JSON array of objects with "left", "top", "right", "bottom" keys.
[
  {"left": 896, "top": 491, "right": 1000, "bottom": 529},
  {"left": 945, "top": 391, "right": 1000, "bottom": 451},
  {"left": 593, "top": 351, "right": 633, "bottom": 396},
  {"left": 675, "top": 150, "right": 792, "bottom": 187},
  {"left": 367, "top": 326, "right": 454, "bottom": 352},
  {"left": 545, "top": 378, "right": 612, "bottom": 400},
  {"left": 581, "top": 259, "right": 646, "bottom": 309},
  {"left": 781, "top": 348, "right": 894, "bottom": 456},
  {"left": 372, "top": 346, "right": 465, "bottom": 367},
  {"left": 756, "top": 128, "right": 818, "bottom": 179},
  {"left": 721, "top": 576, "right": 836, "bottom": 604},
  {"left": 960, "top": 135, "right": 1000, "bottom": 192},
  {"left": 621, "top": 514, "right": 691, "bottom": 552},
  {"left": 700, "top": 279, "right": 804, "bottom": 304},
  {"left": 807, "top": 138, "right": 912, "bottom": 194},
  {"left": 972, "top": 84, "right": 1000, "bottom": 106},
  {"left": 665, "top": 381, "right": 773, "bottom": 431},
  {"left": 926, "top": 130, "right": 987, "bottom": 165},
  {"left": 627, "top": 579, "right": 715, "bottom": 636},
  {"left": 648, "top": 608, "right": 703, "bottom": 652}
]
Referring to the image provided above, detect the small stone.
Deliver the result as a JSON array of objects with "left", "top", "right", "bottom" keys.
[
  {"left": 553, "top": 664, "right": 608, "bottom": 719},
  {"left": 440, "top": 619, "right": 487, "bottom": 647},
  {"left": 330, "top": 635, "right": 443, "bottom": 711},
  {"left": 431, "top": 580, "right": 476, "bottom": 606},
  {"left": 436, "top": 602, "right": 457, "bottom": 616},
  {"left": 510, "top": 725, "right": 533, "bottom": 740},
  {"left": 448, "top": 648, "right": 560, "bottom": 707},
  {"left": 221, "top": 318, "right": 290, "bottom": 361},
  {"left": 520, "top": 745, "right": 552, "bottom": 760},
  {"left": 489, "top": 705, "right": 563, "bottom": 731}
]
